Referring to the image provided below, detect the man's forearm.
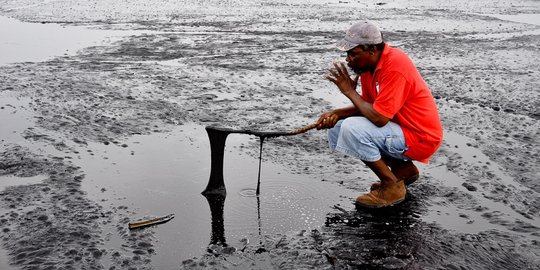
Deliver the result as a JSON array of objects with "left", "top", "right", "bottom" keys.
[
  {"left": 333, "top": 105, "right": 362, "bottom": 119},
  {"left": 347, "top": 93, "right": 390, "bottom": 127}
]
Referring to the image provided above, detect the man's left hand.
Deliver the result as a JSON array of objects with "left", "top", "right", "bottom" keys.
[{"left": 325, "top": 62, "right": 360, "bottom": 98}]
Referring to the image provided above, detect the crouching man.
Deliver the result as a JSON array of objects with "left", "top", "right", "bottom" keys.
[{"left": 317, "top": 20, "right": 443, "bottom": 208}]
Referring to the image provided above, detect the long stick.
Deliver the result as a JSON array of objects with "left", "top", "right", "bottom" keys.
[
  {"left": 286, "top": 122, "right": 319, "bottom": 136},
  {"left": 205, "top": 121, "right": 319, "bottom": 138},
  {"left": 203, "top": 121, "right": 319, "bottom": 195}
]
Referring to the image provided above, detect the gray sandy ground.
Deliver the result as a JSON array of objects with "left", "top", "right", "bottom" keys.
[{"left": 1, "top": 0, "right": 539, "bottom": 269}]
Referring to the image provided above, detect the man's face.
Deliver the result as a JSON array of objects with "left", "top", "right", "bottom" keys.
[{"left": 346, "top": 46, "right": 372, "bottom": 74}]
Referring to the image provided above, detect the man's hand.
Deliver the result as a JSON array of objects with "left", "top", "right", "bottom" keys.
[
  {"left": 325, "top": 62, "right": 360, "bottom": 98},
  {"left": 316, "top": 111, "right": 340, "bottom": 130}
]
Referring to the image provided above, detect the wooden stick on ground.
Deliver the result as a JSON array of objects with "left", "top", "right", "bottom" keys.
[{"left": 128, "top": 214, "right": 175, "bottom": 230}]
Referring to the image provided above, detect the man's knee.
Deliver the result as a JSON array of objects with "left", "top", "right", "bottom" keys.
[{"left": 340, "top": 117, "right": 374, "bottom": 140}]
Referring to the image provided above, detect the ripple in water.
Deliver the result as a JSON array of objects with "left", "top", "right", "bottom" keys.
[
  {"left": 239, "top": 188, "right": 258, "bottom": 197},
  {"left": 226, "top": 174, "right": 357, "bottom": 238}
]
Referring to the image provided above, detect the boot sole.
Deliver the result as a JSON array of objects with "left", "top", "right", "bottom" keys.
[{"left": 354, "top": 196, "right": 406, "bottom": 209}]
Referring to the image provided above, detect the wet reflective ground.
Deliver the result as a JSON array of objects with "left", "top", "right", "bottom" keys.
[
  {"left": 78, "top": 124, "right": 356, "bottom": 268},
  {"left": 1, "top": 0, "right": 539, "bottom": 269}
]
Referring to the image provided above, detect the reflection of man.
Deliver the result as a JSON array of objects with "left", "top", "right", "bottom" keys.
[{"left": 317, "top": 20, "right": 443, "bottom": 208}]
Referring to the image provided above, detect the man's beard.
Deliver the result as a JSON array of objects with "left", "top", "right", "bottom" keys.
[
  {"left": 348, "top": 63, "right": 367, "bottom": 74},
  {"left": 351, "top": 66, "right": 367, "bottom": 74}
]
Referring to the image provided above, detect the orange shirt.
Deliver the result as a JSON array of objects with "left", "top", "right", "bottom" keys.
[{"left": 360, "top": 44, "right": 443, "bottom": 163}]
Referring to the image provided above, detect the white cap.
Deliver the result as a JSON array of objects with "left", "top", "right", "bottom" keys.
[{"left": 336, "top": 20, "right": 383, "bottom": 51}]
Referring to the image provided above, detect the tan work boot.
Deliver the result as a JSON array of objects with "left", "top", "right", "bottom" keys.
[
  {"left": 371, "top": 162, "right": 419, "bottom": 191},
  {"left": 356, "top": 180, "right": 406, "bottom": 208}
]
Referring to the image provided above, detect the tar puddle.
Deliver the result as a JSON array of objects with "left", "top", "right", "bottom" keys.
[{"left": 78, "top": 123, "right": 357, "bottom": 269}]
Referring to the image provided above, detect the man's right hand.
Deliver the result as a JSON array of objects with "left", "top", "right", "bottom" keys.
[{"left": 316, "top": 111, "right": 340, "bottom": 130}]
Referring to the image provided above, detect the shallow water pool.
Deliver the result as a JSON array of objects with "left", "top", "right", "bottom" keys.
[{"left": 78, "top": 123, "right": 357, "bottom": 268}]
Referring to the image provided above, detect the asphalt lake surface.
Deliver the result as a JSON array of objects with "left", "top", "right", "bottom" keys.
[{"left": 1, "top": 1, "right": 540, "bottom": 269}]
